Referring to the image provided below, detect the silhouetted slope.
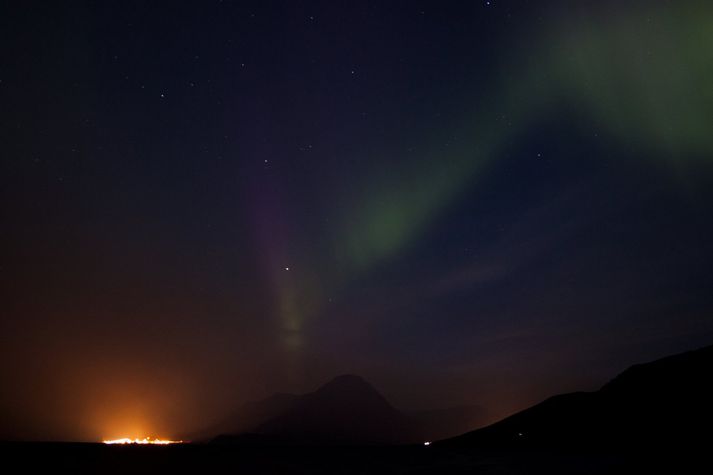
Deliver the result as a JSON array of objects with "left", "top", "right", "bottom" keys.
[
  {"left": 255, "top": 375, "right": 407, "bottom": 444},
  {"left": 597, "top": 344, "right": 713, "bottom": 444},
  {"left": 186, "top": 392, "right": 299, "bottom": 442},
  {"left": 210, "top": 374, "right": 489, "bottom": 445},
  {"left": 440, "top": 344, "right": 713, "bottom": 448}
]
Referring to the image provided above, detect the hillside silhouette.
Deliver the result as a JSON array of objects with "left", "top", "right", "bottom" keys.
[
  {"left": 205, "top": 374, "right": 486, "bottom": 445},
  {"left": 439, "top": 344, "right": 713, "bottom": 449}
]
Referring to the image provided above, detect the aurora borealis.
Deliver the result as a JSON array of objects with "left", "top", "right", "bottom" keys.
[{"left": 2, "top": 0, "right": 713, "bottom": 442}]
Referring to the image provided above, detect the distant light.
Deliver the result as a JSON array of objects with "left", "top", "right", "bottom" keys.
[
  {"left": 103, "top": 437, "right": 183, "bottom": 445},
  {"left": 423, "top": 441, "right": 431, "bottom": 446},
  {"left": 284, "top": 267, "right": 290, "bottom": 271}
]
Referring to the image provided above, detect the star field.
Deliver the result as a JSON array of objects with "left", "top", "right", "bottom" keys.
[{"left": 1, "top": 0, "right": 713, "bottom": 442}]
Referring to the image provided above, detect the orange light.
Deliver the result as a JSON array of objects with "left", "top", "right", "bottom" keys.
[{"left": 103, "top": 437, "right": 183, "bottom": 445}]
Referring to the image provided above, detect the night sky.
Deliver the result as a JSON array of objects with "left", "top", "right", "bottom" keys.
[{"left": 2, "top": 0, "right": 713, "bottom": 442}]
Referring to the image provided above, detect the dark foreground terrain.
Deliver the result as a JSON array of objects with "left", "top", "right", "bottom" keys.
[
  {"left": 1, "top": 441, "right": 706, "bottom": 475},
  {"left": 4, "top": 345, "right": 713, "bottom": 473}
]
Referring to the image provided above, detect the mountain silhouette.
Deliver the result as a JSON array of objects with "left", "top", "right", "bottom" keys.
[
  {"left": 255, "top": 375, "right": 406, "bottom": 444},
  {"left": 207, "top": 374, "right": 487, "bottom": 445},
  {"left": 187, "top": 392, "right": 300, "bottom": 442},
  {"left": 439, "top": 344, "right": 713, "bottom": 449}
]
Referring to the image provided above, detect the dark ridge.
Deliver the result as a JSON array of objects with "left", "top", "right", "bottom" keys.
[
  {"left": 208, "top": 374, "right": 488, "bottom": 445},
  {"left": 438, "top": 344, "right": 713, "bottom": 450}
]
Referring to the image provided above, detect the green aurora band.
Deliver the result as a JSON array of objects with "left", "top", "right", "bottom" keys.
[
  {"left": 338, "top": 2, "right": 713, "bottom": 273},
  {"left": 276, "top": 3, "right": 713, "bottom": 354}
]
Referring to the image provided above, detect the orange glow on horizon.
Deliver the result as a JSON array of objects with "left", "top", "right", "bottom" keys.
[{"left": 102, "top": 437, "right": 183, "bottom": 445}]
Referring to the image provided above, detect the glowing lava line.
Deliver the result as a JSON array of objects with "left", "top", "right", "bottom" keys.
[{"left": 103, "top": 437, "right": 183, "bottom": 445}]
